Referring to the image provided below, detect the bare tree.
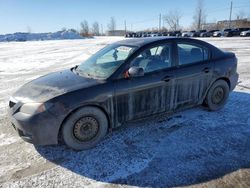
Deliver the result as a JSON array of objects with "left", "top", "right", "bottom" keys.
[
  {"left": 80, "top": 20, "right": 89, "bottom": 36},
  {"left": 164, "top": 10, "right": 182, "bottom": 31},
  {"left": 107, "top": 17, "right": 116, "bottom": 31},
  {"left": 92, "top": 22, "right": 100, "bottom": 36},
  {"left": 193, "top": 0, "right": 206, "bottom": 30}
]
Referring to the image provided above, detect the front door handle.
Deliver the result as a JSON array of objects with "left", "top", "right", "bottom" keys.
[
  {"left": 162, "top": 76, "right": 172, "bottom": 82},
  {"left": 202, "top": 67, "right": 210, "bottom": 73}
]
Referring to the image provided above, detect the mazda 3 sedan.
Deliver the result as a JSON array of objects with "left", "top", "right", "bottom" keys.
[{"left": 9, "top": 37, "right": 239, "bottom": 150}]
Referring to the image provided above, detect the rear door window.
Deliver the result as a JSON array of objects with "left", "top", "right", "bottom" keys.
[{"left": 177, "top": 43, "right": 209, "bottom": 65}]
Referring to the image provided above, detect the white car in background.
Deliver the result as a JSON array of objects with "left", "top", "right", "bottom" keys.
[
  {"left": 181, "top": 30, "right": 195, "bottom": 37},
  {"left": 213, "top": 29, "right": 232, "bottom": 37},
  {"left": 240, "top": 29, "right": 250, "bottom": 37}
]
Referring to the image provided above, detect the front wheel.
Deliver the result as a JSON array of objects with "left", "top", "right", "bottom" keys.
[
  {"left": 205, "top": 80, "right": 230, "bottom": 111},
  {"left": 62, "top": 107, "right": 108, "bottom": 150}
]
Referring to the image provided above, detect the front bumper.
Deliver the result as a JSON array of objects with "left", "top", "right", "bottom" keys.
[{"left": 9, "top": 108, "right": 61, "bottom": 146}]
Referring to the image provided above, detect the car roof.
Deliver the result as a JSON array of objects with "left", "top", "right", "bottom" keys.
[{"left": 114, "top": 37, "right": 208, "bottom": 48}]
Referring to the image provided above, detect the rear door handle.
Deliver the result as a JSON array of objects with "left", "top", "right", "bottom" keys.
[
  {"left": 202, "top": 67, "right": 210, "bottom": 73},
  {"left": 162, "top": 75, "right": 172, "bottom": 82}
]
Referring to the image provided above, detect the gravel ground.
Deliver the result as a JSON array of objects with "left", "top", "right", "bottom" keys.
[{"left": 0, "top": 37, "right": 249, "bottom": 188}]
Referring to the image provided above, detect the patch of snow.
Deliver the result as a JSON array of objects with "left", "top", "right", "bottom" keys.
[
  {"left": 0, "top": 134, "right": 20, "bottom": 146},
  {"left": 0, "top": 30, "right": 85, "bottom": 42}
]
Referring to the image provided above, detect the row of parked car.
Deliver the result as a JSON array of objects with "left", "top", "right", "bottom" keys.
[{"left": 125, "top": 28, "right": 250, "bottom": 38}]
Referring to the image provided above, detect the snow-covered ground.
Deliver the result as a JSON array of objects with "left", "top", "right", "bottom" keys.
[{"left": 0, "top": 37, "right": 249, "bottom": 187}]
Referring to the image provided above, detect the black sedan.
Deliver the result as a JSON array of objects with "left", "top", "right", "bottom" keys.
[{"left": 9, "top": 37, "right": 239, "bottom": 150}]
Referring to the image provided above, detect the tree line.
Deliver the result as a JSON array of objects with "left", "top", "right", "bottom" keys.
[
  {"left": 163, "top": 0, "right": 248, "bottom": 31},
  {"left": 80, "top": 17, "right": 116, "bottom": 37},
  {"left": 78, "top": 0, "right": 248, "bottom": 36}
]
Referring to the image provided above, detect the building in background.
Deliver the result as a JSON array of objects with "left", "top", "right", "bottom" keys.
[
  {"left": 217, "top": 18, "right": 250, "bottom": 29},
  {"left": 202, "top": 19, "right": 250, "bottom": 30},
  {"left": 106, "top": 30, "right": 126, "bottom": 36}
]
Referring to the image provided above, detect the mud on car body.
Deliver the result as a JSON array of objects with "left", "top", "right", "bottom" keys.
[{"left": 9, "top": 37, "right": 239, "bottom": 150}]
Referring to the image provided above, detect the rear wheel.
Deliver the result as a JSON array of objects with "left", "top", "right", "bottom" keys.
[
  {"left": 205, "top": 80, "right": 229, "bottom": 111},
  {"left": 62, "top": 107, "right": 108, "bottom": 150}
]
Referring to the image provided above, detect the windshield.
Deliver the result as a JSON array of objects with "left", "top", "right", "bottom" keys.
[{"left": 76, "top": 44, "right": 136, "bottom": 79}]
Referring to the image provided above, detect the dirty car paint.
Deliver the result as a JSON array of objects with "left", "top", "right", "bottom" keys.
[{"left": 9, "top": 37, "right": 238, "bottom": 146}]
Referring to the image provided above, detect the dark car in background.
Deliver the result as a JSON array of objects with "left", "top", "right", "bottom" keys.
[
  {"left": 168, "top": 31, "right": 182, "bottom": 37},
  {"left": 190, "top": 30, "right": 207, "bottom": 37},
  {"left": 125, "top": 32, "right": 137, "bottom": 38},
  {"left": 9, "top": 37, "right": 238, "bottom": 150},
  {"left": 224, "top": 28, "right": 250, "bottom": 37}
]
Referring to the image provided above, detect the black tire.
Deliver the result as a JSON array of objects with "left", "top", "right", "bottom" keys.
[
  {"left": 62, "top": 107, "right": 108, "bottom": 150},
  {"left": 205, "top": 80, "right": 229, "bottom": 111},
  {"left": 218, "top": 33, "right": 221, "bottom": 37}
]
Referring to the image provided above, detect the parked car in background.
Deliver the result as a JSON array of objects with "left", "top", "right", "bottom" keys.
[
  {"left": 198, "top": 30, "right": 208, "bottom": 37},
  {"left": 150, "top": 32, "right": 160, "bottom": 37},
  {"left": 9, "top": 37, "right": 239, "bottom": 150},
  {"left": 125, "top": 32, "right": 137, "bottom": 38},
  {"left": 200, "top": 30, "right": 219, "bottom": 37},
  {"left": 182, "top": 30, "right": 196, "bottom": 37},
  {"left": 161, "top": 32, "right": 169, "bottom": 36},
  {"left": 240, "top": 29, "right": 250, "bottom": 37},
  {"left": 213, "top": 29, "right": 232, "bottom": 37},
  {"left": 190, "top": 30, "right": 207, "bottom": 37},
  {"left": 168, "top": 31, "right": 181, "bottom": 37},
  {"left": 142, "top": 32, "right": 149, "bottom": 37},
  {"left": 224, "top": 28, "right": 250, "bottom": 37}
]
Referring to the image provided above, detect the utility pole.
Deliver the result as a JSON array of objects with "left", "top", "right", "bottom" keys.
[
  {"left": 198, "top": 9, "right": 202, "bottom": 30},
  {"left": 229, "top": 1, "right": 233, "bottom": 29},
  {"left": 124, "top": 20, "right": 127, "bottom": 34},
  {"left": 101, "top": 24, "right": 103, "bottom": 36},
  {"left": 159, "top": 14, "right": 162, "bottom": 32}
]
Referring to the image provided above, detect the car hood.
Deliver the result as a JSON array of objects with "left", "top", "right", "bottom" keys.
[{"left": 13, "top": 69, "right": 100, "bottom": 103}]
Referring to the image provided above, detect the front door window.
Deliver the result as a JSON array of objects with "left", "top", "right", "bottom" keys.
[{"left": 131, "top": 44, "right": 172, "bottom": 73}]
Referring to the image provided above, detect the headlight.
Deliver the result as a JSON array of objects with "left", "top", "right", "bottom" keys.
[{"left": 19, "top": 103, "right": 52, "bottom": 115}]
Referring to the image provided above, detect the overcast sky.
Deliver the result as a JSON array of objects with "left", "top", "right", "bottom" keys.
[{"left": 0, "top": 0, "right": 250, "bottom": 34}]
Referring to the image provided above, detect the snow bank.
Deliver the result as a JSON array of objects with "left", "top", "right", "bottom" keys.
[{"left": 0, "top": 30, "right": 85, "bottom": 42}]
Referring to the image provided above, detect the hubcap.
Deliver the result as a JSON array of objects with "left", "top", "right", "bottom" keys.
[
  {"left": 73, "top": 116, "right": 99, "bottom": 142},
  {"left": 212, "top": 87, "right": 224, "bottom": 105}
]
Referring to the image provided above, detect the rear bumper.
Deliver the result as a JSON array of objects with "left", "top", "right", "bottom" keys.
[
  {"left": 229, "top": 73, "right": 239, "bottom": 91},
  {"left": 9, "top": 110, "right": 61, "bottom": 146}
]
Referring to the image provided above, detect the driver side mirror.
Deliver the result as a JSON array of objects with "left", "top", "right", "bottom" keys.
[{"left": 127, "top": 66, "right": 144, "bottom": 78}]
